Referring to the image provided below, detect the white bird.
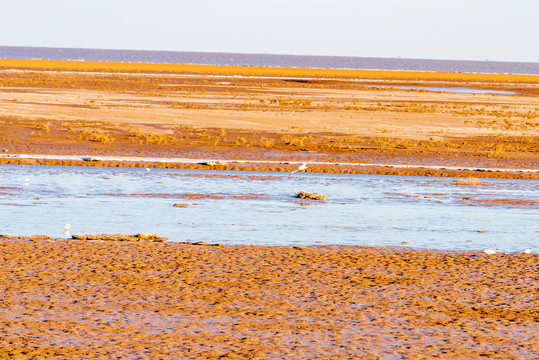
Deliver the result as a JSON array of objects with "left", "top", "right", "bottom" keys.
[
  {"left": 484, "top": 249, "right": 496, "bottom": 255},
  {"left": 24, "top": 177, "right": 30, "bottom": 185},
  {"left": 145, "top": 168, "right": 151, "bottom": 172},
  {"left": 289, "top": 162, "right": 309, "bottom": 177},
  {"left": 523, "top": 248, "right": 531, "bottom": 254},
  {"left": 61, "top": 224, "right": 72, "bottom": 238}
]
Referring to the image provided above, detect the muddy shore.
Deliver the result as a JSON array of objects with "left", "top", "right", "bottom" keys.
[
  {"left": 0, "top": 238, "right": 537, "bottom": 359},
  {"left": 0, "top": 61, "right": 538, "bottom": 358},
  {"left": 0, "top": 60, "right": 537, "bottom": 178}
]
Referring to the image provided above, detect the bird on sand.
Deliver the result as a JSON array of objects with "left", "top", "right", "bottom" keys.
[
  {"left": 289, "top": 162, "right": 310, "bottom": 177},
  {"left": 61, "top": 223, "right": 72, "bottom": 238}
]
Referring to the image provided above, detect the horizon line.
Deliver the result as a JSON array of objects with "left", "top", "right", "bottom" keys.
[{"left": 2, "top": 45, "right": 538, "bottom": 65}]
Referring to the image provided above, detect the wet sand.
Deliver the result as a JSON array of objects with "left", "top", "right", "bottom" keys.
[
  {"left": 0, "top": 238, "right": 537, "bottom": 359},
  {"left": 0, "top": 60, "right": 538, "bottom": 178}
]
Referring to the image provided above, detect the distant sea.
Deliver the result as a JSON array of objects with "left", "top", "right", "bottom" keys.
[{"left": 1, "top": 46, "right": 538, "bottom": 75}]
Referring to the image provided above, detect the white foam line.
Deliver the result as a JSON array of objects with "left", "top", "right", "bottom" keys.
[{"left": 2, "top": 153, "right": 537, "bottom": 174}]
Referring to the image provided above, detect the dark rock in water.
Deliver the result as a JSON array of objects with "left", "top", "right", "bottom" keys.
[
  {"left": 295, "top": 191, "right": 327, "bottom": 201},
  {"left": 72, "top": 233, "right": 167, "bottom": 242}
]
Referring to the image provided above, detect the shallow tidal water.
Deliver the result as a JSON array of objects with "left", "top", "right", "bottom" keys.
[
  {"left": 0, "top": 164, "right": 537, "bottom": 253},
  {"left": 364, "top": 85, "right": 516, "bottom": 95}
]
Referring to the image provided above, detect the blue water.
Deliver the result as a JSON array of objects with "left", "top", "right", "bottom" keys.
[
  {"left": 364, "top": 85, "right": 516, "bottom": 95},
  {"left": 1, "top": 46, "right": 538, "bottom": 75},
  {"left": 1, "top": 164, "right": 537, "bottom": 252}
]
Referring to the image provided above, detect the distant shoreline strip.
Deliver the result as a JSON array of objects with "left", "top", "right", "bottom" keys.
[
  {"left": 1, "top": 46, "right": 538, "bottom": 75},
  {"left": 1, "top": 59, "right": 538, "bottom": 83}
]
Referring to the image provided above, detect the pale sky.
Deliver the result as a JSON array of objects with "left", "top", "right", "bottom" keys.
[{"left": 2, "top": 0, "right": 538, "bottom": 62}]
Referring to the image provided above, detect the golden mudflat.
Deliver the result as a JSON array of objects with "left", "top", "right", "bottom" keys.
[
  {"left": 0, "top": 239, "right": 537, "bottom": 359},
  {"left": 0, "top": 59, "right": 537, "bottom": 178}
]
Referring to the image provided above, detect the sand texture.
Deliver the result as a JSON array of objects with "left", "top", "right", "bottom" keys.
[
  {"left": 0, "top": 238, "right": 537, "bottom": 359},
  {"left": 0, "top": 60, "right": 538, "bottom": 178}
]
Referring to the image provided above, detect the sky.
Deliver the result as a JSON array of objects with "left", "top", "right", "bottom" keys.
[{"left": 2, "top": 0, "right": 538, "bottom": 62}]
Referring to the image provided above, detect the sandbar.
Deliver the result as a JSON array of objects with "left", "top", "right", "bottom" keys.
[{"left": 0, "top": 59, "right": 537, "bottom": 178}]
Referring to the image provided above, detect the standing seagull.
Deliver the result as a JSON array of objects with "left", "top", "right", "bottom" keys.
[
  {"left": 62, "top": 223, "right": 72, "bottom": 238},
  {"left": 289, "top": 162, "right": 309, "bottom": 177}
]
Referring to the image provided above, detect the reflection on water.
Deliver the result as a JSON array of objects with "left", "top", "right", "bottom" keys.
[
  {"left": 364, "top": 85, "right": 516, "bottom": 95},
  {"left": 0, "top": 165, "right": 537, "bottom": 252}
]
